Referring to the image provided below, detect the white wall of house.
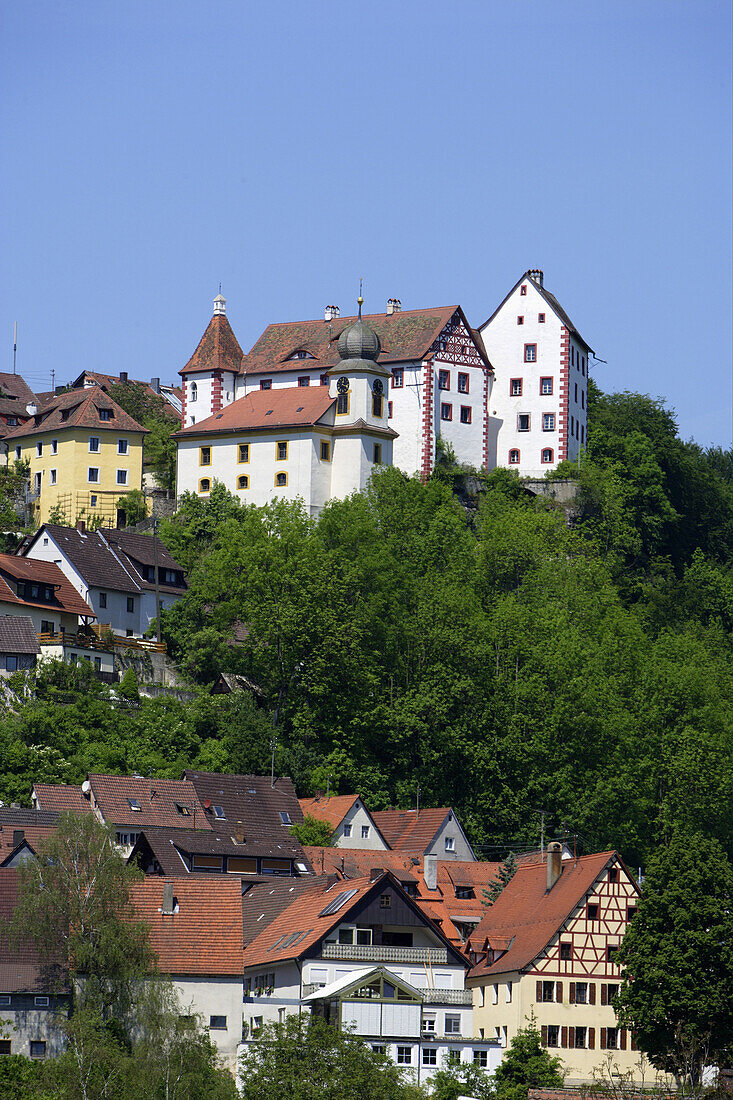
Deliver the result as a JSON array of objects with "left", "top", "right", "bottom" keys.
[
  {"left": 388, "top": 362, "right": 424, "bottom": 476},
  {"left": 173, "top": 974, "right": 242, "bottom": 1074},
  {"left": 0, "top": 999, "right": 69, "bottom": 1060},
  {"left": 183, "top": 372, "right": 216, "bottom": 427},
  {"left": 427, "top": 813, "right": 475, "bottom": 862},
  {"left": 430, "top": 355, "right": 486, "bottom": 470},
  {"left": 333, "top": 802, "right": 388, "bottom": 850}
]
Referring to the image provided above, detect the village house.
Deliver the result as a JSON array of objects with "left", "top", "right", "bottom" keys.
[
  {"left": 466, "top": 844, "right": 641, "bottom": 1083},
  {"left": 240, "top": 869, "right": 499, "bottom": 1086},
  {"left": 0, "top": 614, "right": 40, "bottom": 676},
  {"left": 299, "top": 794, "right": 390, "bottom": 850},
  {"left": 4, "top": 387, "right": 146, "bottom": 527},
  {"left": 478, "top": 270, "right": 592, "bottom": 477},
  {"left": 372, "top": 807, "right": 476, "bottom": 862},
  {"left": 22, "top": 522, "right": 187, "bottom": 638}
]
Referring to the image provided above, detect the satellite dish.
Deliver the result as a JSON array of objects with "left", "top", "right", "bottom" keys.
[
  {"left": 203, "top": 799, "right": 211, "bottom": 809},
  {"left": 81, "top": 780, "right": 91, "bottom": 795}
]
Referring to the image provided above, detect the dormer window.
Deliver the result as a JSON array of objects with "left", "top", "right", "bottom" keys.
[
  {"left": 289, "top": 350, "right": 312, "bottom": 360},
  {"left": 98, "top": 408, "right": 113, "bottom": 421},
  {"left": 213, "top": 805, "right": 225, "bottom": 819}
]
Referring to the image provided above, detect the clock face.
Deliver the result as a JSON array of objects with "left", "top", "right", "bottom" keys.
[
  {"left": 372, "top": 379, "right": 384, "bottom": 395},
  {"left": 337, "top": 377, "right": 349, "bottom": 394}
]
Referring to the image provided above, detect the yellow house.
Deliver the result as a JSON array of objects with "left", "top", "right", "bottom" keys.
[
  {"left": 4, "top": 387, "right": 147, "bottom": 527},
  {"left": 466, "top": 846, "right": 644, "bottom": 1085}
]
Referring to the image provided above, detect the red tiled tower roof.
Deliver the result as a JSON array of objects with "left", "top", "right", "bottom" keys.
[{"left": 180, "top": 312, "right": 245, "bottom": 377}]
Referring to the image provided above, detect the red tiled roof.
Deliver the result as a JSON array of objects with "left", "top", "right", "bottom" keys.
[
  {"left": 72, "top": 373, "right": 182, "bottom": 417},
  {"left": 0, "top": 869, "right": 51, "bottom": 992},
  {"left": 180, "top": 312, "right": 245, "bottom": 377},
  {"left": 129, "top": 877, "right": 244, "bottom": 975},
  {"left": 0, "top": 615, "right": 40, "bottom": 654},
  {"left": 32, "top": 784, "right": 94, "bottom": 814},
  {"left": 0, "top": 553, "right": 95, "bottom": 617},
  {"left": 372, "top": 807, "right": 452, "bottom": 853},
  {"left": 174, "top": 387, "right": 335, "bottom": 437},
  {"left": 298, "top": 795, "right": 361, "bottom": 830},
  {"left": 0, "top": 824, "right": 59, "bottom": 865},
  {"left": 466, "top": 851, "right": 622, "bottom": 979},
  {"left": 88, "top": 774, "right": 214, "bottom": 831},
  {"left": 241, "top": 876, "right": 334, "bottom": 943},
  {"left": 4, "top": 386, "right": 147, "bottom": 440},
  {"left": 0, "top": 372, "right": 36, "bottom": 404},
  {"left": 241, "top": 306, "right": 483, "bottom": 376}
]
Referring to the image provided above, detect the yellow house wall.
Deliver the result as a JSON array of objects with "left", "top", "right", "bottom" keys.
[
  {"left": 469, "top": 862, "right": 644, "bottom": 1085},
  {"left": 13, "top": 428, "right": 144, "bottom": 526}
]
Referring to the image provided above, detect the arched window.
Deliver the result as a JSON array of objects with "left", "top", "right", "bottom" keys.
[
  {"left": 541, "top": 448, "right": 554, "bottom": 464},
  {"left": 198, "top": 478, "right": 211, "bottom": 493},
  {"left": 237, "top": 475, "right": 249, "bottom": 490},
  {"left": 508, "top": 449, "right": 520, "bottom": 465},
  {"left": 190, "top": 382, "right": 198, "bottom": 402},
  {"left": 275, "top": 472, "right": 287, "bottom": 488}
]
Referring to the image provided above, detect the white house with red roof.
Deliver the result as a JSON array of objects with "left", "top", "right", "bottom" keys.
[
  {"left": 479, "top": 270, "right": 592, "bottom": 477},
  {"left": 299, "top": 794, "right": 389, "bottom": 850}
]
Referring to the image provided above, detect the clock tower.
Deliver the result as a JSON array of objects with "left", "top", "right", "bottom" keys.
[{"left": 328, "top": 295, "right": 392, "bottom": 431}]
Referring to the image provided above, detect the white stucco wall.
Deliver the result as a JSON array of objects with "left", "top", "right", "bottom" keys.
[
  {"left": 333, "top": 802, "right": 389, "bottom": 849},
  {"left": 427, "top": 814, "right": 475, "bottom": 862},
  {"left": 173, "top": 974, "right": 242, "bottom": 1074}
]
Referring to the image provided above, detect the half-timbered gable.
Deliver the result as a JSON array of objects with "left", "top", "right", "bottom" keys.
[{"left": 466, "top": 847, "right": 641, "bottom": 1084}]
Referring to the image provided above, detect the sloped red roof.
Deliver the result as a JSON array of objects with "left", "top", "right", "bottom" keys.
[
  {"left": 175, "top": 386, "right": 335, "bottom": 437},
  {"left": 0, "top": 553, "right": 95, "bottom": 617},
  {"left": 32, "top": 784, "right": 94, "bottom": 814},
  {"left": 466, "top": 851, "right": 623, "bottom": 979},
  {"left": 4, "top": 387, "right": 147, "bottom": 440},
  {"left": 129, "top": 877, "right": 244, "bottom": 975},
  {"left": 0, "top": 824, "right": 59, "bottom": 865},
  {"left": 88, "top": 774, "right": 213, "bottom": 831},
  {"left": 0, "top": 614, "right": 40, "bottom": 654},
  {"left": 298, "top": 795, "right": 361, "bottom": 830},
  {"left": 0, "top": 372, "right": 36, "bottom": 404},
  {"left": 180, "top": 312, "right": 245, "bottom": 377},
  {"left": 72, "top": 372, "right": 182, "bottom": 416},
  {"left": 0, "top": 869, "right": 53, "bottom": 992},
  {"left": 372, "top": 807, "right": 452, "bottom": 853},
  {"left": 241, "top": 305, "right": 479, "bottom": 377}
]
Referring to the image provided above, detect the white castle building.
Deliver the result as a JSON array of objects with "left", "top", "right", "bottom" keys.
[{"left": 175, "top": 272, "right": 591, "bottom": 511}]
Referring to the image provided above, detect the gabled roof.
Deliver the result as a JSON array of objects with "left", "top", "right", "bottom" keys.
[
  {"left": 129, "top": 877, "right": 244, "bottom": 976},
  {"left": 0, "top": 868, "right": 68, "bottom": 993},
  {"left": 71, "top": 372, "right": 183, "bottom": 416},
  {"left": 174, "top": 387, "right": 335, "bottom": 438},
  {"left": 3, "top": 386, "right": 147, "bottom": 440},
  {"left": 183, "top": 772, "right": 307, "bottom": 862},
  {"left": 130, "top": 823, "right": 311, "bottom": 876},
  {"left": 241, "top": 876, "right": 334, "bottom": 943},
  {"left": 26, "top": 526, "right": 141, "bottom": 595},
  {"left": 102, "top": 529, "right": 187, "bottom": 595},
  {"left": 0, "top": 824, "right": 59, "bottom": 866},
  {"left": 0, "top": 614, "right": 41, "bottom": 654},
  {"left": 480, "top": 271, "right": 593, "bottom": 353},
  {"left": 32, "top": 783, "right": 93, "bottom": 814},
  {"left": 298, "top": 794, "right": 362, "bottom": 831},
  {"left": 0, "top": 553, "right": 95, "bottom": 617},
  {"left": 242, "top": 305, "right": 490, "bottom": 375},
  {"left": 302, "top": 965, "right": 422, "bottom": 1003},
  {"left": 372, "top": 807, "right": 458, "bottom": 854},
  {"left": 466, "top": 851, "right": 628, "bottom": 980},
  {"left": 180, "top": 312, "right": 245, "bottom": 377},
  {"left": 0, "top": 372, "right": 36, "bottom": 404},
  {"left": 88, "top": 774, "right": 214, "bottom": 831}
]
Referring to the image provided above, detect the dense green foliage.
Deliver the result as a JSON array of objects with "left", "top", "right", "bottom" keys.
[
  {"left": 0, "top": 387, "right": 730, "bottom": 875},
  {"left": 109, "top": 380, "right": 179, "bottom": 491},
  {"left": 429, "top": 1059, "right": 494, "bottom": 1099},
  {"left": 490, "top": 1018, "right": 564, "bottom": 1100},
  {"left": 483, "top": 851, "right": 518, "bottom": 906},
  {"left": 615, "top": 832, "right": 733, "bottom": 1082},
  {"left": 289, "top": 813, "right": 335, "bottom": 847}
]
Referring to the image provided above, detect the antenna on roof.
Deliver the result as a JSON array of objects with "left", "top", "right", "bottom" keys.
[
  {"left": 270, "top": 734, "right": 277, "bottom": 788},
  {"left": 415, "top": 782, "right": 420, "bottom": 820},
  {"left": 13, "top": 322, "right": 17, "bottom": 376},
  {"left": 358, "top": 279, "right": 363, "bottom": 319}
]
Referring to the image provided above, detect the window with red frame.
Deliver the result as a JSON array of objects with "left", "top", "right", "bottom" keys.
[
  {"left": 510, "top": 378, "right": 522, "bottom": 396},
  {"left": 441, "top": 403, "right": 452, "bottom": 421},
  {"left": 392, "top": 367, "right": 403, "bottom": 388},
  {"left": 457, "top": 372, "right": 469, "bottom": 394},
  {"left": 524, "top": 344, "right": 537, "bottom": 363},
  {"left": 520, "top": 285, "right": 527, "bottom": 296},
  {"left": 298, "top": 376, "right": 310, "bottom": 387},
  {"left": 460, "top": 406, "right": 471, "bottom": 424},
  {"left": 438, "top": 370, "right": 450, "bottom": 390},
  {"left": 517, "top": 316, "right": 524, "bottom": 325},
  {"left": 538, "top": 313, "right": 545, "bottom": 323},
  {"left": 319, "top": 374, "right": 328, "bottom": 386},
  {"left": 260, "top": 379, "right": 272, "bottom": 390},
  {"left": 541, "top": 448, "right": 554, "bottom": 464},
  {"left": 508, "top": 449, "right": 520, "bottom": 464},
  {"left": 388, "top": 401, "right": 393, "bottom": 418},
  {"left": 540, "top": 377, "right": 553, "bottom": 395}
]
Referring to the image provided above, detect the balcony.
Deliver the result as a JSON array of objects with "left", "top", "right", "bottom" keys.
[
  {"left": 37, "top": 631, "right": 166, "bottom": 654},
  {"left": 321, "top": 944, "right": 448, "bottom": 965},
  {"left": 421, "top": 988, "right": 472, "bottom": 1005}
]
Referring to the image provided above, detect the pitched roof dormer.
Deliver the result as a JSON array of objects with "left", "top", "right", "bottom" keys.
[{"left": 181, "top": 296, "right": 245, "bottom": 377}]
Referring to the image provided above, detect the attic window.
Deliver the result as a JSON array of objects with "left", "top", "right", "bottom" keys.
[
  {"left": 213, "top": 805, "right": 225, "bottom": 819},
  {"left": 175, "top": 803, "right": 191, "bottom": 816},
  {"left": 98, "top": 409, "right": 114, "bottom": 421},
  {"left": 128, "top": 798, "right": 141, "bottom": 812},
  {"left": 296, "top": 406, "right": 304, "bottom": 412},
  {"left": 279, "top": 811, "right": 292, "bottom": 826},
  {"left": 290, "top": 350, "right": 312, "bottom": 360},
  {"left": 319, "top": 888, "right": 358, "bottom": 917}
]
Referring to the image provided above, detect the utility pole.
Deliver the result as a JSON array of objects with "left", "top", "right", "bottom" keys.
[
  {"left": 270, "top": 734, "right": 277, "bottom": 788},
  {"left": 12, "top": 322, "right": 17, "bottom": 375}
]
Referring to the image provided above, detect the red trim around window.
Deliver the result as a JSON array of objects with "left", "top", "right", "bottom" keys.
[
  {"left": 508, "top": 449, "right": 520, "bottom": 464},
  {"left": 441, "top": 402, "right": 452, "bottom": 421},
  {"left": 539, "top": 313, "right": 545, "bottom": 323},
  {"left": 524, "top": 344, "right": 537, "bottom": 363},
  {"left": 392, "top": 368, "right": 404, "bottom": 388},
  {"left": 540, "top": 376, "right": 553, "bottom": 395},
  {"left": 520, "top": 285, "right": 527, "bottom": 296},
  {"left": 517, "top": 316, "right": 524, "bottom": 325},
  {"left": 260, "top": 379, "right": 272, "bottom": 390},
  {"left": 460, "top": 406, "right": 471, "bottom": 424},
  {"left": 541, "top": 448, "right": 554, "bottom": 464},
  {"left": 438, "top": 369, "right": 450, "bottom": 391},
  {"left": 510, "top": 378, "right": 523, "bottom": 396},
  {"left": 457, "top": 372, "right": 469, "bottom": 394}
]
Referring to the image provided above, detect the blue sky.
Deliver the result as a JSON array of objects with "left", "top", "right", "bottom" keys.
[{"left": 1, "top": 0, "right": 730, "bottom": 446}]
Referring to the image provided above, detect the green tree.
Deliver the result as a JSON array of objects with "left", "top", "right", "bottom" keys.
[
  {"left": 482, "top": 850, "right": 518, "bottom": 907},
  {"left": 9, "top": 812, "right": 154, "bottom": 1023},
  {"left": 615, "top": 832, "right": 733, "bottom": 1086},
  {"left": 109, "top": 380, "right": 179, "bottom": 491},
  {"left": 116, "top": 488, "right": 148, "bottom": 527},
  {"left": 491, "top": 1017, "right": 564, "bottom": 1100},
  {"left": 289, "top": 814, "right": 334, "bottom": 847},
  {"left": 239, "top": 1015, "right": 424, "bottom": 1099},
  {"left": 429, "top": 1060, "right": 493, "bottom": 1100}
]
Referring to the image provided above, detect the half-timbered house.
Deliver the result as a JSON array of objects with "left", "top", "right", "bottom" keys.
[{"left": 466, "top": 845, "right": 641, "bottom": 1084}]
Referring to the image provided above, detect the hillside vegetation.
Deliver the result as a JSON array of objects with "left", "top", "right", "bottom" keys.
[{"left": 1, "top": 383, "right": 730, "bottom": 869}]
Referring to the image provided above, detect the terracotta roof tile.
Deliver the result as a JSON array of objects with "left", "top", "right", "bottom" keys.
[
  {"left": 88, "top": 774, "right": 214, "bottom": 831},
  {"left": 0, "top": 823, "right": 59, "bottom": 865},
  {"left": 371, "top": 807, "right": 452, "bottom": 853},
  {"left": 466, "top": 851, "right": 623, "bottom": 979},
  {"left": 241, "top": 876, "right": 333, "bottom": 943},
  {"left": 0, "top": 869, "right": 58, "bottom": 992},
  {"left": 4, "top": 386, "right": 147, "bottom": 440},
  {"left": 174, "top": 387, "right": 334, "bottom": 437},
  {"left": 241, "top": 306, "right": 486, "bottom": 376},
  {"left": 129, "top": 877, "right": 244, "bottom": 975},
  {"left": 32, "top": 784, "right": 94, "bottom": 814},
  {"left": 0, "top": 614, "right": 40, "bottom": 654},
  {"left": 0, "top": 553, "right": 95, "bottom": 617},
  {"left": 298, "top": 795, "right": 361, "bottom": 830},
  {"left": 0, "top": 372, "right": 37, "bottom": 404},
  {"left": 180, "top": 313, "right": 245, "bottom": 377},
  {"left": 72, "top": 373, "right": 182, "bottom": 418}
]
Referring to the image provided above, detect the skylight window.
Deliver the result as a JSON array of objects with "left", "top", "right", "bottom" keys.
[
  {"left": 319, "top": 889, "right": 358, "bottom": 917},
  {"left": 279, "top": 811, "right": 292, "bottom": 825},
  {"left": 128, "top": 798, "right": 141, "bottom": 812},
  {"left": 213, "top": 805, "right": 226, "bottom": 819},
  {"left": 175, "top": 803, "right": 190, "bottom": 816}
]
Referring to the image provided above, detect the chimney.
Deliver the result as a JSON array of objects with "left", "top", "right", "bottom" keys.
[
  {"left": 150, "top": 377, "right": 161, "bottom": 394},
  {"left": 162, "top": 882, "right": 175, "bottom": 915},
  {"left": 324, "top": 305, "right": 340, "bottom": 322},
  {"left": 119, "top": 371, "right": 128, "bottom": 383},
  {"left": 76, "top": 520, "right": 86, "bottom": 533},
  {"left": 386, "top": 299, "right": 402, "bottom": 315},
  {"left": 528, "top": 269, "right": 544, "bottom": 289},
  {"left": 424, "top": 854, "right": 437, "bottom": 891},
  {"left": 546, "top": 841, "right": 563, "bottom": 892}
]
